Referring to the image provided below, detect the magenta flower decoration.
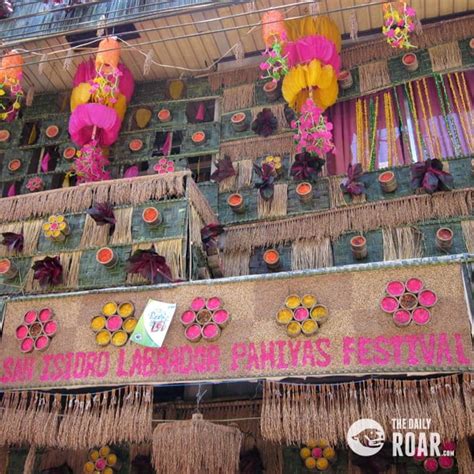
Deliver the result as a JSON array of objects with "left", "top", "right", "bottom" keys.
[
  {"left": 382, "top": 1, "right": 417, "bottom": 49},
  {"left": 74, "top": 140, "right": 111, "bottom": 183},
  {"left": 26, "top": 177, "right": 44, "bottom": 193},
  {"left": 153, "top": 158, "right": 175, "bottom": 174}
]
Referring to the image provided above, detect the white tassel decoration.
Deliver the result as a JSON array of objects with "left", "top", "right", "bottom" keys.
[
  {"left": 97, "top": 14, "right": 107, "bottom": 37},
  {"left": 309, "top": 0, "right": 320, "bottom": 16},
  {"left": 244, "top": 1, "right": 255, "bottom": 13},
  {"left": 234, "top": 41, "right": 245, "bottom": 63},
  {"left": 63, "top": 48, "right": 74, "bottom": 71},
  {"left": 350, "top": 11, "right": 358, "bottom": 41},
  {"left": 38, "top": 54, "right": 47, "bottom": 75},
  {"left": 143, "top": 50, "right": 154, "bottom": 76},
  {"left": 26, "top": 86, "right": 35, "bottom": 107}
]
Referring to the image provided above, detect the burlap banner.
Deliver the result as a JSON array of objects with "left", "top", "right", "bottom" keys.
[{"left": 0, "top": 262, "right": 471, "bottom": 390}]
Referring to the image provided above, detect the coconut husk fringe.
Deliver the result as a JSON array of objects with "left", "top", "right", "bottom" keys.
[
  {"left": 39, "top": 448, "right": 88, "bottom": 473},
  {"left": 208, "top": 65, "right": 261, "bottom": 92},
  {"left": 257, "top": 184, "right": 287, "bottom": 218},
  {"left": 224, "top": 189, "right": 473, "bottom": 252},
  {"left": 109, "top": 207, "right": 133, "bottom": 246},
  {"left": 261, "top": 375, "right": 471, "bottom": 446},
  {"left": 79, "top": 214, "right": 110, "bottom": 249},
  {"left": 221, "top": 133, "right": 296, "bottom": 162},
  {"left": 429, "top": 41, "right": 462, "bottom": 73},
  {"left": 341, "top": 14, "right": 474, "bottom": 69},
  {"left": 328, "top": 176, "right": 348, "bottom": 208},
  {"left": 190, "top": 205, "right": 204, "bottom": 249},
  {"left": 23, "top": 445, "right": 36, "bottom": 474},
  {"left": 222, "top": 84, "right": 256, "bottom": 113},
  {"left": 0, "top": 172, "right": 188, "bottom": 224},
  {"left": 461, "top": 220, "right": 474, "bottom": 253},
  {"left": 219, "top": 159, "right": 254, "bottom": 193},
  {"left": 291, "top": 238, "right": 333, "bottom": 271},
  {"left": 152, "top": 413, "right": 243, "bottom": 474},
  {"left": 359, "top": 60, "right": 391, "bottom": 94},
  {"left": 223, "top": 249, "right": 251, "bottom": 277},
  {"left": 251, "top": 103, "right": 288, "bottom": 130},
  {"left": 187, "top": 178, "right": 217, "bottom": 225},
  {"left": 456, "top": 437, "right": 473, "bottom": 474},
  {"left": 383, "top": 226, "right": 424, "bottom": 261}
]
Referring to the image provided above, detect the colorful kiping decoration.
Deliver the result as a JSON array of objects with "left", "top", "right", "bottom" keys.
[
  {"left": 42, "top": 215, "right": 70, "bottom": 241},
  {"left": 153, "top": 158, "right": 175, "bottom": 174},
  {"left": 382, "top": 1, "right": 417, "bottom": 49},
  {"left": 26, "top": 176, "right": 44, "bottom": 192},
  {"left": 180, "top": 297, "right": 231, "bottom": 343},
  {"left": 84, "top": 446, "right": 119, "bottom": 473},
  {"left": 380, "top": 278, "right": 438, "bottom": 327},
  {"left": 91, "top": 301, "right": 137, "bottom": 347},
  {"left": 299, "top": 439, "right": 337, "bottom": 471},
  {"left": 260, "top": 11, "right": 288, "bottom": 82},
  {"left": 0, "top": 50, "right": 24, "bottom": 121},
  {"left": 277, "top": 294, "right": 329, "bottom": 337},
  {"left": 16, "top": 308, "right": 58, "bottom": 353}
]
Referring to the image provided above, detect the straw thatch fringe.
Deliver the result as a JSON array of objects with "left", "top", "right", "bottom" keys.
[
  {"left": 0, "top": 172, "right": 188, "bottom": 224},
  {"left": 224, "top": 189, "right": 473, "bottom": 252},
  {"left": 251, "top": 103, "right": 288, "bottom": 130},
  {"left": 429, "top": 41, "right": 462, "bottom": 73},
  {"left": 222, "top": 249, "right": 251, "bottom": 277},
  {"left": 261, "top": 375, "right": 471, "bottom": 446},
  {"left": 187, "top": 178, "right": 217, "bottom": 225},
  {"left": 218, "top": 159, "right": 255, "bottom": 192},
  {"left": 79, "top": 214, "right": 110, "bottom": 249},
  {"left": 222, "top": 83, "right": 256, "bottom": 113},
  {"left": 109, "top": 207, "right": 133, "bottom": 246},
  {"left": 257, "top": 184, "right": 287, "bottom": 218},
  {"left": 23, "top": 445, "right": 36, "bottom": 474},
  {"left": 221, "top": 133, "right": 296, "bottom": 162},
  {"left": 130, "top": 443, "right": 153, "bottom": 460},
  {"left": 39, "top": 448, "right": 88, "bottom": 473},
  {"left": 22, "top": 220, "right": 43, "bottom": 255},
  {"left": 341, "top": 15, "right": 474, "bottom": 69},
  {"left": 359, "top": 61, "right": 390, "bottom": 94},
  {"left": 152, "top": 413, "right": 243, "bottom": 474},
  {"left": 208, "top": 65, "right": 261, "bottom": 92},
  {"left": 383, "top": 226, "right": 424, "bottom": 261},
  {"left": 218, "top": 174, "right": 237, "bottom": 193},
  {"left": 461, "top": 220, "right": 474, "bottom": 253},
  {"left": 456, "top": 438, "right": 473, "bottom": 474},
  {"left": 328, "top": 176, "right": 348, "bottom": 208},
  {"left": 190, "top": 205, "right": 204, "bottom": 249},
  {"left": 291, "top": 238, "right": 333, "bottom": 271}
]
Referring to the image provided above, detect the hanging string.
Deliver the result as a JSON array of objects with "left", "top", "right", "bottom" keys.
[
  {"left": 143, "top": 50, "right": 154, "bottom": 77},
  {"left": 350, "top": 11, "right": 358, "bottom": 40},
  {"left": 233, "top": 41, "right": 245, "bottom": 64},
  {"left": 63, "top": 48, "right": 73, "bottom": 71}
]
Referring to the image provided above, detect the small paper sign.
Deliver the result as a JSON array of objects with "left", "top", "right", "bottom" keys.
[{"left": 131, "top": 299, "right": 176, "bottom": 348}]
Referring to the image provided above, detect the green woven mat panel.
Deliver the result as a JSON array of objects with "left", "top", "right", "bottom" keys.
[
  {"left": 55, "top": 145, "right": 77, "bottom": 172},
  {"left": 388, "top": 48, "right": 432, "bottom": 83},
  {"left": 37, "top": 213, "right": 85, "bottom": 253},
  {"left": 37, "top": 114, "right": 70, "bottom": 147},
  {"left": 79, "top": 245, "right": 130, "bottom": 289},
  {"left": 287, "top": 179, "right": 330, "bottom": 215},
  {"left": 112, "top": 130, "right": 155, "bottom": 163},
  {"left": 460, "top": 38, "right": 474, "bottom": 67},
  {"left": 197, "top": 182, "right": 219, "bottom": 213},
  {"left": 185, "top": 77, "right": 214, "bottom": 99},
  {"left": 363, "top": 165, "right": 412, "bottom": 202},
  {"left": 131, "top": 199, "right": 187, "bottom": 242},
  {"left": 218, "top": 188, "right": 258, "bottom": 225},
  {"left": 0, "top": 121, "right": 22, "bottom": 150},
  {"left": 447, "top": 157, "right": 473, "bottom": 188},
  {"left": 5, "top": 448, "right": 28, "bottom": 474},
  {"left": 124, "top": 101, "right": 187, "bottom": 132},
  {"left": 20, "top": 173, "right": 54, "bottom": 194},
  {"left": 283, "top": 447, "right": 349, "bottom": 474},
  {"left": 180, "top": 122, "right": 220, "bottom": 154},
  {"left": 333, "top": 230, "right": 384, "bottom": 267},
  {"left": 420, "top": 221, "right": 467, "bottom": 256},
  {"left": 131, "top": 81, "right": 167, "bottom": 105},
  {"left": 337, "top": 66, "right": 360, "bottom": 101},
  {"left": 21, "top": 92, "right": 68, "bottom": 119},
  {"left": 0, "top": 257, "right": 31, "bottom": 296},
  {"left": 220, "top": 110, "right": 254, "bottom": 141},
  {"left": 249, "top": 244, "right": 291, "bottom": 275},
  {"left": 1, "top": 149, "right": 31, "bottom": 181}
]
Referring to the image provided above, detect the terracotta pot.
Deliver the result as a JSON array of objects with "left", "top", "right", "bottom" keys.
[
  {"left": 63, "top": 146, "right": 76, "bottom": 160},
  {"left": 231, "top": 112, "right": 248, "bottom": 132},
  {"left": 142, "top": 207, "right": 162, "bottom": 226},
  {"left": 0, "top": 257, "right": 18, "bottom": 280},
  {"left": 0, "top": 129, "right": 10, "bottom": 142},
  {"left": 378, "top": 171, "right": 397, "bottom": 193},
  {"left": 227, "top": 193, "right": 245, "bottom": 213},
  {"left": 158, "top": 108, "right": 172, "bottom": 122},
  {"left": 129, "top": 138, "right": 143, "bottom": 152},
  {"left": 201, "top": 322, "right": 221, "bottom": 341},
  {"left": 296, "top": 182, "right": 313, "bottom": 203},
  {"left": 96, "top": 247, "right": 117, "bottom": 269},
  {"left": 263, "top": 81, "right": 280, "bottom": 101},
  {"left": 350, "top": 235, "right": 367, "bottom": 260},
  {"left": 435, "top": 227, "right": 453, "bottom": 251},
  {"left": 338, "top": 70, "right": 353, "bottom": 89},
  {"left": 393, "top": 309, "right": 412, "bottom": 327},
  {"left": 402, "top": 53, "right": 418, "bottom": 72},
  {"left": 7, "top": 159, "right": 21, "bottom": 172},
  {"left": 263, "top": 249, "right": 280, "bottom": 270},
  {"left": 192, "top": 131, "right": 206, "bottom": 144},
  {"left": 45, "top": 125, "right": 59, "bottom": 138}
]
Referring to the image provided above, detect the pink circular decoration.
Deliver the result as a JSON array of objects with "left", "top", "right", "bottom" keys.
[
  {"left": 405, "top": 278, "right": 424, "bottom": 293},
  {"left": 441, "top": 440, "right": 456, "bottom": 452},
  {"left": 69, "top": 103, "right": 122, "bottom": 147},
  {"left": 419, "top": 289, "right": 437, "bottom": 307},
  {"left": 180, "top": 310, "right": 196, "bottom": 326},
  {"left": 185, "top": 324, "right": 202, "bottom": 342},
  {"left": 106, "top": 315, "right": 123, "bottom": 332},
  {"left": 393, "top": 310, "right": 411, "bottom": 326},
  {"left": 15, "top": 325, "right": 28, "bottom": 340},
  {"left": 284, "top": 35, "right": 341, "bottom": 72},
  {"left": 190, "top": 297, "right": 206, "bottom": 312},
  {"left": 24, "top": 310, "right": 37, "bottom": 325},
  {"left": 413, "top": 448, "right": 426, "bottom": 463},
  {"left": 438, "top": 456, "right": 454, "bottom": 469},
  {"left": 311, "top": 448, "right": 323, "bottom": 458},
  {"left": 412, "top": 307, "right": 431, "bottom": 325},
  {"left": 386, "top": 280, "right": 405, "bottom": 297},
  {"left": 95, "top": 458, "right": 107, "bottom": 471},
  {"left": 44, "top": 320, "right": 58, "bottom": 336},
  {"left": 213, "top": 309, "right": 230, "bottom": 325},
  {"left": 293, "top": 307, "right": 309, "bottom": 321},
  {"left": 35, "top": 335, "right": 50, "bottom": 351},
  {"left": 39, "top": 307, "right": 53, "bottom": 323},
  {"left": 423, "top": 458, "right": 439, "bottom": 472},
  {"left": 206, "top": 297, "right": 222, "bottom": 311},
  {"left": 202, "top": 322, "right": 220, "bottom": 339},
  {"left": 20, "top": 337, "right": 34, "bottom": 353},
  {"left": 380, "top": 296, "right": 399, "bottom": 313}
]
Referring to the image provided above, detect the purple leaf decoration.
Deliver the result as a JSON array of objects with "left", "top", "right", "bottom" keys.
[
  {"left": 41, "top": 152, "right": 51, "bottom": 173},
  {"left": 124, "top": 165, "right": 139, "bottom": 178},
  {"left": 340, "top": 163, "right": 366, "bottom": 197},
  {"left": 7, "top": 183, "right": 16, "bottom": 197},
  {"left": 201, "top": 223, "right": 224, "bottom": 251},
  {"left": 32, "top": 256, "right": 63, "bottom": 288},
  {"left": 290, "top": 152, "right": 325, "bottom": 182},
  {"left": 127, "top": 248, "right": 173, "bottom": 284},
  {"left": 410, "top": 159, "right": 453, "bottom": 194},
  {"left": 87, "top": 202, "right": 116, "bottom": 235},
  {"left": 1, "top": 232, "right": 24, "bottom": 252},
  {"left": 210, "top": 155, "right": 236, "bottom": 183},
  {"left": 253, "top": 163, "right": 275, "bottom": 201},
  {"left": 251, "top": 108, "right": 278, "bottom": 137}
]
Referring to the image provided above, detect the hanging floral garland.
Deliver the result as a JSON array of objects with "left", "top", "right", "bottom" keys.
[
  {"left": 0, "top": 51, "right": 24, "bottom": 121},
  {"left": 74, "top": 140, "right": 111, "bottom": 183},
  {"left": 382, "top": 1, "right": 417, "bottom": 49}
]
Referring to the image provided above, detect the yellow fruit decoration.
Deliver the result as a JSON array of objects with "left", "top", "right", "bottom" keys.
[
  {"left": 318, "top": 439, "right": 329, "bottom": 449},
  {"left": 299, "top": 447, "right": 311, "bottom": 459},
  {"left": 305, "top": 456, "right": 317, "bottom": 470},
  {"left": 306, "top": 439, "right": 318, "bottom": 449},
  {"left": 323, "top": 446, "right": 336, "bottom": 460},
  {"left": 316, "top": 457, "right": 330, "bottom": 470}
]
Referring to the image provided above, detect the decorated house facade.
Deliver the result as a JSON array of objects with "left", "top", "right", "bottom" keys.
[{"left": 0, "top": 1, "right": 472, "bottom": 473}]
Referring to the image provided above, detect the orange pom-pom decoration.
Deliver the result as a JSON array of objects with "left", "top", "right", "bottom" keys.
[
  {"left": 96, "top": 37, "right": 121, "bottom": 72},
  {"left": 262, "top": 10, "right": 287, "bottom": 47},
  {"left": 0, "top": 50, "right": 23, "bottom": 86}
]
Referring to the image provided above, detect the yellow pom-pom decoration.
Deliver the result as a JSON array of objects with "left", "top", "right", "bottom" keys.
[
  {"left": 316, "top": 457, "right": 330, "bottom": 470},
  {"left": 323, "top": 447, "right": 336, "bottom": 460},
  {"left": 305, "top": 456, "right": 317, "bottom": 470},
  {"left": 306, "top": 439, "right": 318, "bottom": 449},
  {"left": 318, "top": 439, "right": 329, "bottom": 449},
  {"left": 300, "top": 447, "right": 311, "bottom": 459}
]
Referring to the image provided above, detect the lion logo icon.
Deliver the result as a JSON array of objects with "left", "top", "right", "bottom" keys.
[{"left": 347, "top": 419, "right": 385, "bottom": 456}]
